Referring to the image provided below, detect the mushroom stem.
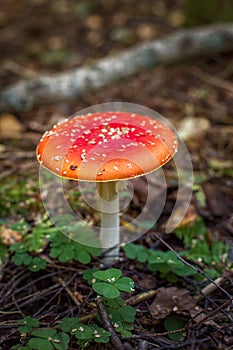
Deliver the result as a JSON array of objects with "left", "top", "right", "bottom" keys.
[{"left": 96, "top": 181, "right": 120, "bottom": 263}]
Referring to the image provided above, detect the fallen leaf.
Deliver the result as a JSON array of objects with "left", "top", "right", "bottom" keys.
[
  {"left": 178, "top": 117, "right": 210, "bottom": 142},
  {"left": 0, "top": 225, "right": 23, "bottom": 245},
  {"left": 0, "top": 114, "right": 24, "bottom": 138},
  {"left": 190, "top": 307, "right": 219, "bottom": 327},
  {"left": 149, "top": 287, "right": 197, "bottom": 319}
]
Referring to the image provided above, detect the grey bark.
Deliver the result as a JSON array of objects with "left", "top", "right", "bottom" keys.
[{"left": 1, "top": 24, "right": 233, "bottom": 112}]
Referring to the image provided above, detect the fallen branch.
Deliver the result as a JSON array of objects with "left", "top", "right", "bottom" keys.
[
  {"left": 1, "top": 24, "right": 233, "bottom": 112},
  {"left": 96, "top": 296, "right": 124, "bottom": 350}
]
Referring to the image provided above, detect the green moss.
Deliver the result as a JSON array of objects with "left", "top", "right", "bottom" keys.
[{"left": 0, "top": 173, "right": 40, "bottom": 219}]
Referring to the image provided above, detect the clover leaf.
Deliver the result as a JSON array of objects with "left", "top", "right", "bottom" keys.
[
  {"left": 91, "top": 268, "right": 135, "bottom": 298},
  {"left": 48, "top": 232, "right": 100, "bottom": 264},
  {"left": 114, "top": 277, "right": 135, "bottom": 292},
  {"left": 93, "top": 268, "right": 122, "bottom": 282},
  {"left": 59, "top": 317, "right": 80, "bottom": 333},
  {"left": 91, "top": 326, "right": 111, "bottom": 343},
  {"left": 73, "top": 324, "right": 93, "bottom": 340},
  {"left": 29, "top": 257, "right": 47, "bottom": 272},
  {"left": 123, "top": 243, "right": 148, "bottom": 262},
  {"left": 18, "top": 316, "right": 39, "bottom": 334},
  {"left": 12, "top": 252, "right": 32, "bottom": 266},
  {"left": 29, "top": 329, "right": 69, "bottom": 350},
  {"left": 93, "top": 282, "right": 120, "bottom": 299}
]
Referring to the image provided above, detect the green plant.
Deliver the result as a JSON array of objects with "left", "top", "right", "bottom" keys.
[
  {"left": 84, "top": 268, "right": 136, "bottom": 337},
  {"left": 14, "top": 317, "right": 111, "bottom": 349},
  {"left": 10, "top": 243, "right": 47, "bottom": 272},
  {"left": 28, "top": 329, "right": 70, "bottom": 350},
  {"left": 174, "top": 218, "right": 206, "bottom": 248},
  {"left": 0, "top": 218, "right": 52, "bottom": 269},
  {"left": 48, "top": 230, "right": 101, "bottom": 264},
  {"left": 18, "top": 317, "right": 39, "bottom": 334},
  {"left": 59, "top": 317, "right": 111, "bottom": 347},
  {"left": 0, "top": 174, "right": 39, "bottom": 217},
  {"left": 26, "top": 221, "right": 55, "bottom": 252},
  {"left": 147, "top": 250, "right": 195, "bottom": 281},
  {"left": 123, "top": 219, "right": 230, "bottom": 281},
  {"left": 175, "top": 219, "right": 230, "bottom": 277},
  {"left": 123, "top": 243, "right": 149, "bottom": 263},
  {"left": 6, "top": 216, "right": 101, "bottom": 270},
  {"left": 123, "top": 243, "right": 195, "bottom": 282},
  {"left": 0, "top": 237, "right": 8, "bottom": 263},
  {"left": 91, "top": 268, "right": 135, "bottom": 298},
  {"left": 13, "top": 269, "right": 136, "bottom": 349}
]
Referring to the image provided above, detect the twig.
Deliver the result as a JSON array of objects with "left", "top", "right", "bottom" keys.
[
  {"left": 184, "top": 276, "right": 232, "bottom": 322},
  {"left": 76, "top": 288, "right": 161, "bottom": 325},
  {"left": 0, "top": 270, "right": 31, "bottom": 301},
  {"left": 126, "top": 289, "right": 160, "bottom": 305},
  {"left": 96, "top": 296, "right": 124, "bottom": 350},
  {"left": 1, "top": 284, "right": 60, "bottom": 310},
  {"left": 56, "top": 276, "right": 81, "bottom": 306},
  {"left": 0, "top": 323, "right": 19, "bottom": 328},
  {"left": 9, "top": 272, "right": 58, "bottom": 298},
  {"left": 198, "top": 276, "right": 225, "bottom": 301},
  {"left": 78, "top": 312, "right": 98, "bottom": 323},
  {"left": 125, "top": 333, "right": 192, "bottom": 349},
  {"left": 152, "top": 233, "right": 232, "bottom": 300},
  {"left": 47, "top": 262, "right": 82, "bottom": 273},
  {"left": 191, "top": 66, "right": 233, "bottom": 94},
  {"left": 33, "top": 275, "right": 78, "bottom": 318},
  {"left": 0, "top": 311, "right": 22, "bottom": 315},
  {"left": 0, "top": 329, "right": 19, "bottom": 345},
  {"left": 191, "top": 297, "right": 233, "bottom": 328}
]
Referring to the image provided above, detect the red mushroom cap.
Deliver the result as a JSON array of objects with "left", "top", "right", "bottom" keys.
[{"left": 36, "top": 111, "right": 178, "bottom": 181}]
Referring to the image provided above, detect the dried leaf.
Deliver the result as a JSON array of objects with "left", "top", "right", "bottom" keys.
[
  {"left": 0, "top": 114, "right": 23, "bottom": 138},
  {"left": 149, "top": 287, "right": 197, "bottom": 319},
  {"left": 178, "top": 117, "right": 210, "bottom": 142},
  {"left": 0, "top": 225, "right": 23, "bottom": 245}
]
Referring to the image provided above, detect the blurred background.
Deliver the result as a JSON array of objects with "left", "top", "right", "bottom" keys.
[{"left": 0, "top": 0, "right": 232, "bottom": 118}]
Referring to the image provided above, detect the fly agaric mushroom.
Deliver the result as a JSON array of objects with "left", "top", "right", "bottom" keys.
[{"left": 36, "top": 111, "right": 178, "bottom": 262}]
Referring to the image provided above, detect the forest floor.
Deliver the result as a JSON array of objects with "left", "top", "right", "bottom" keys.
[{"left": 0, "top": 1, "right": 232, "bottom": 349}]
